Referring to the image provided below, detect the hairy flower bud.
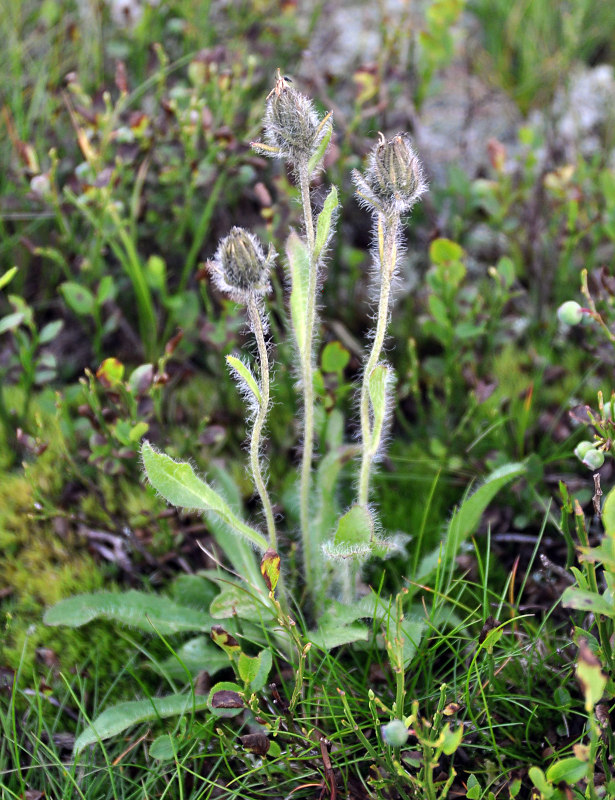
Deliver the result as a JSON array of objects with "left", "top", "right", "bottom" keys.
[
  {"left": 209, "top": 227, "right": 275, "bottom": 303},
  {"left": 253, "top": 70, "right": 332, "bottom": 170},
  {"left": 353, "top": 132, "right": 426, "bottom": 214}
]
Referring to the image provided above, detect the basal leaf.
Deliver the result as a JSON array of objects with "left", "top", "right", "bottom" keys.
[
  {"left": 309, "top": 623, "right": 369, "bottom": 650},
  {"left": 157, "top": 635, "right": 229, "bottom": 679},
  {"left": 44, "top": 590, "right": 211, "bottom": 634},
  {"left": 74, "top": 693, "right": 209, "bottom": 754}
]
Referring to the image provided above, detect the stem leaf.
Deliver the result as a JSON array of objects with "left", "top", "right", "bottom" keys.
[
  {"left": 314, "top": 185, "right": 338, "bottom": 262},
  {"left": 286, "top": 231, "right": 310, "bottom": 356},
  {"left": 141, "top": 441, "right": 268, "bottom": 551},
  {"left": 307, "top": 119, "right": 333, "bottom": 177},
  {"left": 43, "top": 590, "right": 212, "bottom": 634},
  {"left": 368, "top": 363, "right": 392, "bottom": 451},
  {"left": 226, "top": 354, "right": 262, "bottom": 405}
]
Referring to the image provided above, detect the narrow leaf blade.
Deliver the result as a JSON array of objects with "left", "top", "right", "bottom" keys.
[
  {"left": 226, "top": 354, "right": 261, "bottom": 405},
  {"left": 314, "top": 185, "right": 338, "bottom": 262},
  {"left": 286, "top": 231, "right": 310, "bottom": 355}
]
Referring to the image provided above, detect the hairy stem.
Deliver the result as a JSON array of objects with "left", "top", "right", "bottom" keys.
[
  {"left": 358, "top": 211, "right": 399, "bottom": 507},
  {"left": 247, "top": 294, "right": 277, "bottom": 549},
  {"left": 297, "top": 160, "right": 318, "bottom": 594}
]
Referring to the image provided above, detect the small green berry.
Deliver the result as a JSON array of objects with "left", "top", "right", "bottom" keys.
[
  {"left": 381, "top": 719, "right": 409, "bottom": 747},
  {"left": 582, "top": 448, "right": 605, "bottom": 470},
  {"left": 557, "top": 301, "right": 583, "bottom": 325},
  {"left": 574, "top": 441, "right": 595, "bottom": 460}
]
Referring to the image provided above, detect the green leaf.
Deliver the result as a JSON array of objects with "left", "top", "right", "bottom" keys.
[
  {"left": 44, "top": 590, "right": 212, "bottom": 634},
  {"left": 545, "top": 757, "right": 588, "bottom": 785},
  {"left": 602, "top": 486, "right": 615, "bottom": 539},
  {"left": 141, "top": 441, "right": 268, "bottom": 551},
  {"left": 210, "top": 584, "right": 264, "bottom": 620},
  {"left": 286, "top": 231, "right": 310, "bottom": 357},
  {"left": 60, "top": 281, "right": 96, "bottom": 316},
  {"left": 466, "top": 775, "right": 481, "bottom": 798},
  {"left": 0, "top": 311, "right": 25, "bottom": 335},
  {"left": 334, "top": 504, "right": 374, "bottom": 549},
  {"left": 226, "top": 354, "right": 261, "bottom": 405},
  {"left": 145, "top": 255, "right": 167, "bottom": 291},
  {"left": 401, "top": 615, "right": 426, "bottom": 667},
  {"left": 309, "top": 623, "right": 369, "bottom": 650},
  {"left": 238, "top": 649, "right": 272, "bottom": 692},
  {"left": 149, "top": 734, "right": 175, "bottom": 760},
  {"left": 39, "top": 319, "right": 64, "bottom": 344},
  {"left": 74, "top": 693, "right": 209, "bottom": 754},
  {"left": 307, "top": 121, "right": 333, "bottom": 177},
  {"left": 368, "top": 364, "right": 391, "bottom": 451},
  {"left": 528, "top": 767, "right": 553, "bottom": 797},
  {"left": 314, "top": 443, "right": 359, "bottom": 546},
  {"left": 314, "top": 185, "right": 338, "bottom": 262},
  {"left": 0, "top": 266, "right": 18, "bottom": 291},
  {"left": 416, "top": 462, "right": 525, "bottom": 584},
  {"left": 576, "top": 640, "right": 607, "bottom": 711},
  {"left": 157, "top": 635, "right": 229, "bottom": 679},
  {"left": 441, "top": 723, "right": 463, "bottom": 755},
  {"left": 429, "top": 237, "right": 464, "bottom": 264},
  {"left": 561, "top": 587, "right": 614, "bottom": 618},
  {"left": 321, "top": 340, "right": 349, "bottom": 373}
]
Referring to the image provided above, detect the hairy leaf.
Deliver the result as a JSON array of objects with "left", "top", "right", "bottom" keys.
[
  {"left": 286, "top": 231, "right": 310, "bottom": 357},
  {"left": 74, "top": 693, "right": 209, "bottom": 754},
  {"left": 44, "top": 590, "right": 211, "bottom": 634},
  {"left": 141, "top": 441, "right": 268, "bottom": 551}
]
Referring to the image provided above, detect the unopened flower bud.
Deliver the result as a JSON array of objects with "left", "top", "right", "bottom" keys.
[
  {"left": 582, "top": 448, "right": 605, "bottom": 470},
  {"left": 381, "top": 719, "right": 409, "bottom": 747},
  {"left": 253, "top": 70, "right": 332, "bottom": 169},
  {"left": 557, "top": 301, "right": 584, "bottom": 325},
  {"left": 209, "top": 227, "right": 275, "bottom": 303},
  {"left": 353, "top": 133, "right": 426, "bottom": 214}
]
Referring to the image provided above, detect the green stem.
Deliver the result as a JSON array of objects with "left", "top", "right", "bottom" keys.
[
  {"left": 247, "top": 295, "right": 277, "bottom": 549},
  {"left": 358, "top": 212, "right": 398, "bottom": 507},
  {"left": 297, "top": 160, "right": 318, "bottom": 594}
]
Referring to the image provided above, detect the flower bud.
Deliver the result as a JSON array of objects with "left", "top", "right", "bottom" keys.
[
  {"left": 209, "top": 227, "right": 275, "bottom": 303},
  {"left": 557, "top": 301, "right": 583, "bottom": 325},
  {"left": 581, "top": 448, "right": 605, "bottom": 470},
  {"left": 254, "top": 70, "right": 332, "bottom": 169},
  {"left": 381, "top": 719, "right": 409, "bottom": 747},
  {"left": 353, "top": 133, "right": 426, "bottom": 214}
]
